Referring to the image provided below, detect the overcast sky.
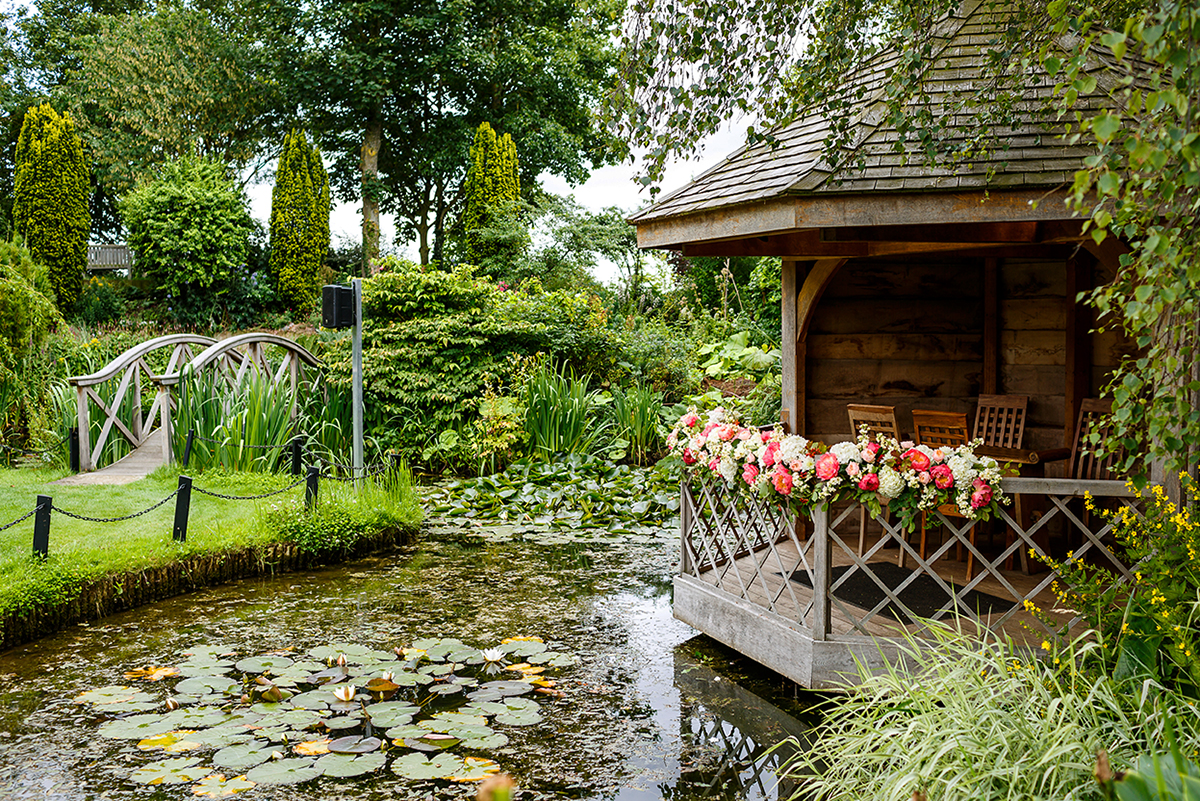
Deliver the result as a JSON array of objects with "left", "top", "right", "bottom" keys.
[{"left": 244, "top": 125, "right": 748, "bottom": 284}]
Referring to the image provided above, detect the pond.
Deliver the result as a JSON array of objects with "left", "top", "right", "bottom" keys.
[{"left": 0, "top": 520, "right": 817, "bottom": 800}]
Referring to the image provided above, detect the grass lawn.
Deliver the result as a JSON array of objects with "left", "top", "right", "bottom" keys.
[{"left": 0, "top": 465, "right": 421, "bottom": 634}]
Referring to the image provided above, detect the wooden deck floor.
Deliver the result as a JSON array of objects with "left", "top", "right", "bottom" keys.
[
  {"left": 52, "top": 429, "right": 167, "bottom": 486},
  {"left": 689, "top": 531, "right": 1070, "bottom": 647}
]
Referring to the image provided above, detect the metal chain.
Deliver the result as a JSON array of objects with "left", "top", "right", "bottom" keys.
[
  {"left": 0, "top": 435, "right": 68, "bottom": 457},
  {"left": 189, "top": 433, "right": 294, "bottom": 451},
  {"left": 192, "top": 475, "right": 307, "bottom": 500},
  {"left": 0, "top": 504, "right": 41, "bottom": 533},
  {"left": 324, "top": 459, "right": 391, "bottom": 476},
  {"left": 54, "top": 488, "right": 181, "bottom": 523}
]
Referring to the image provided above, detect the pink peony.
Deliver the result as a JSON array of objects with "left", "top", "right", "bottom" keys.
[
  {"left": 970, "top": 478, "right": 993, "bottom": 509},
  {"left": 857, "top": 473, "right": 880, "bottom": 491},
  {"left": 763, "top": 442, "right": 780, "bottom": 467},
  {"left": 931, "top": 464, "right": 953, "bottom": 489},
  {"left": 846, "top": 462, "right": 861, "bottom": 478},
  {"left": 931, "top": 448, "right": 946, "bottom": 463},
  {"left": 918, "top": 470, "right": 932, "bottom": 485},
  {"left": 903, "top": 448, "right": 931, "bottom": 471},
  {"left": 682, "top": 449, "right": 696, "bottom": 465},
  {"left": 761, "top": 430, "right": 773, "bottom": 443},
  {"left": 681, "top": 412, "right": 700, "bottom": 428},
  {"left": 861, "top": 442, "right": 880, "bottom": 463},
  {"left": 701, "top": 423, "right": 717, "bottom": 437},
  {"left": 815, "top": 452, "right": 840, "bottom": 481},
  {"left": 737, "top": 428, "right": 752, "bottom": 441},
  {"left": 772, "top": 466, "right": 793, "bottom": 495},
  {"left": 718, "top": 424, "right": 737, "bottom": 442},
  {"left": 708, "top": 459, "right": 721, "bottom": 475},
  {"left": 742, "top": 463, "right": 760, "bottom": 486}
]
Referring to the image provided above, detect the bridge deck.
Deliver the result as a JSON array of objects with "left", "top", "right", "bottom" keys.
[{"left": 53, "top": 429, "right": 167, "bottom": 486}]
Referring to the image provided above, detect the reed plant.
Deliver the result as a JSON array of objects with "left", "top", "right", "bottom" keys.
[
  {"left": 610, "top": 383, "right": 664, "bottom": 466},
  {"left": 522, "top": 362, "right": 608, "bottom": 459},
  {"left": 172, "top": 368, "right": 300, "bottom": 471},
  {"left": 780, "top": 626, "right": 1200, "bottom": 801}
]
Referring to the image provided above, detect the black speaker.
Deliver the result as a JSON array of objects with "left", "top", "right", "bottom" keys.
[{"left": 322, "top": 284, "right": 355, "bottom": 328}]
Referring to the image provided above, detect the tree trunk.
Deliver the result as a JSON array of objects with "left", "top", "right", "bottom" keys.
[
  {"left": 360, "top": 111, "right": 383, "bottom": 276},
  {"left": 417, "top": 181, "right": 432, "bottom": 265},
  {"left": 432, "top": 176, "right": 446, "bottom": 265}
]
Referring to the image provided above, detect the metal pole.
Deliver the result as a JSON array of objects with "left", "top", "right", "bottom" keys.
[
  {"left": 33, "top": 495, "right": 51, "bottom": 558},
  {"left": 182, "top": 428, "right": 195, "bottom": 468},
  {"left": 173, "top": 475, "right": 192, "bottom": 543},
  {"left": 291, "top": 436, "right": 303, "bottom": 476},
  {"left": 352, "top": 278, "right": 364, "bottom": 485}
]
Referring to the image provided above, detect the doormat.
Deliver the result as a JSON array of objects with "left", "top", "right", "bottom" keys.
[{"left": 788, "top": 561, "right": 1012, "bottom": 623}]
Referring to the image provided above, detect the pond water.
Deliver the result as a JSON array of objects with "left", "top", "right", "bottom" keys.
[{"left": 0, "top": 522, "right": 817, "bottom": 800}]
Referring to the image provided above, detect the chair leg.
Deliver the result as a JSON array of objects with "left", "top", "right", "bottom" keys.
[
  {"left": 919, "top": 513, "right": 929, "bottom": 565},
  {"left": 899, "top": 516, "right": 910, "bottom": 568},
  {"left": 966, "top": 526, "right": 976, "bottom": 581},
  {"left": 858, "top": 504, "right": 867, "bottom": 556}
]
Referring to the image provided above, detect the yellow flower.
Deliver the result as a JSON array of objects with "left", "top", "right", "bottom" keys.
[{"left": 1041, "top": 640, "right": 1052, "bottom": 651}]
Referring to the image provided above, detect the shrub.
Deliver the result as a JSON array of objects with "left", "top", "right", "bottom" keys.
[
  {"left": 0, "top": 238, "right": 60, "bottom": 366},
  {"left": 462, "top": 122, "right": 525, "bottom": 272},
  {"left": 13, "top": 104, "right": 90, "bottom": 310},
  {"left": 120, "top": 156, "right": 254, "bottom": 326},
  {"left": 73, "top": 275, "right": 127, "bottom": 326},
  {"left": 269, "top": 129, "right": 330, "bottom": 314}
]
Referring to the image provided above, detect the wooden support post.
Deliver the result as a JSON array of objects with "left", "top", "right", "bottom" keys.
[
  {"left": 306, "top": 466, "right": 320, "bottom": 509},
  {"left": 780, "top": 259, "right": 801, "bottom": 433},
  {"left": 679, "top": 480, "right": 693, "bottom": 575},
  {"left": 76, "top": 386, "right": 91, "bottom": 472},
  {"left": 291, "top": 437, "right": 303, "bottom": 476},
  {"left": 159, "top": 386, "right": 174, "bottom": 466},
  {"left": 173, "top": 475, "right": 192, "bottom": 543},
  {"left": 69, "top": 428, "right": 80, "bottom": 473},
  {"left": 811, "top": 505, "right": 831, "bottom": 640},
  {"left": 1065, "top": 254, "right": 1094, "bottom": 447},
  {"left": 33, "top": 495, "right": 51, "bottom": 558},
  {"left": 983, "top": 257, "right": 999, "bottom": 395}
]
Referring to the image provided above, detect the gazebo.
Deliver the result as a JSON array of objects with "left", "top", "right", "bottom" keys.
[{"left": 631, "top": 0, "right": 1140, "bottom": 688}]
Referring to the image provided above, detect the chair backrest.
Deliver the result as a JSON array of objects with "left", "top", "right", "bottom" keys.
[
  {"left": 1070, "top": 398, "right": 1121, "bottom": 480},
  {"left": 974, "top": 395, "right": 1028, "bottom": 449},
  {"left": 912, "top": 410, "right": 969, "bottom": 449},
  {"left": 846, "top": 404, "right": 900, "bottom": 442}
]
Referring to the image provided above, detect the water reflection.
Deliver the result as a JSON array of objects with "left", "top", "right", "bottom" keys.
[{"left": 0, "top": 531, "right": 814, "bottom": 800}]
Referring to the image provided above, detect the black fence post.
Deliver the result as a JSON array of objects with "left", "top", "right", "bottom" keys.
[
  {"left": 306, "top": 466, "right": 320, "bottom": 510},
  {"left": 173, "top": 475, "right": 192, "bottom": 543},
  {"left": 69, "top": 428, "right": 80, "bottom": 473},
  {"left": 33, "top": 495, "right": 51, "bottom": 558},
  {"left": 182, "top": 429, "right": 196, "bottom": 468},
  {"left": 291, "top": 437, "right": 303, "bottom": 476}
]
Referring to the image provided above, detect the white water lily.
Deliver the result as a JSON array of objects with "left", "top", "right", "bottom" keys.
[
  {"left": 481, "top": 648, "right": 505, "bottom": 663},
  {"left": 380, "top": 671, "right": 395, "bottom": 682},
  {"left": 333, "top": 685, "right": 356, "bottom": 702}
]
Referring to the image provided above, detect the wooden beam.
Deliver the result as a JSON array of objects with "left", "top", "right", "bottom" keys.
[
  {"left": 781, "top": 259, "right": 803, "bottom": 433},
  {"left": 983, "top": 258, "right": 999, "bottom": 395},
  {"left": 822, "top": 221, "right": 1040, "bottom": 244},
  {"left": 634, "top": 188, "right": 1081, "bottom": 250},
  {"left": 1065, "top": 254, "right": 1094, "bottom": 447},
  {"left": 679, "top": 237, "right": 1079, "bottom": 260},
  {"left": 798, "top": 259, "right": 848, "bottom": 341}
]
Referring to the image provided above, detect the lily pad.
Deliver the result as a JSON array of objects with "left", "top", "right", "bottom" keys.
[
  {"left": 386, "top": 724, "right": 427, "bottom": 741},
  {"left": 324, "top": 715, "right": 362, "bottom": 731},
  {"left": 123, "top": 665, "right": 180, "bottom": 682},
  {"left": 99, "top": 713, "right": 178, "bottom": 740},
  {"left": 137, "top": 730, "right": 200, "bottom": 752},
  {"left": 289, "top": 690, "right": 333, "bottom": 710},
  {"left": 476, "top": 680, "right": 533, "bottom": 697},
  {"left": 129, "top": 757, "right": 211, "bottom": 785},
  {"left": 316, "top": 752, "right": 386, "bottom": 778},
  {"left": 235, "top": 655, "right": 294, "bottom": 674},
  {"left": 328, "top": 735, "right": 382, "bottom": 754},
  {"left": 391, "top": 752, "right": 501, "bottom": 782},
  {"left": 293, "top": 738, "right": 331, "bottom": 756},
  {"left": 74, "top": 685, "right": 156, "bottom": 708},
  {"left": 166, "top": 707, "right": 238, "bottom": 730},
  {"left": 363, "top": 702, "right": 418, "bottom": 728},
  {"left": 212, "top": 742, "right": 277, "bottom": 771},
  {"left": 419, "top": 712, "right": 488, "bottom": 733},
  {"left": 245, "top": 757, "right": 320, "bottom": 785},
  {"left": 184, "top": 727, "right": 254, "bottom": 749},
  {"left": 175, "top": 676, "right": 239, "bottom": 698},
  {"left": 192, "top": 773, "right": 256, "bottom": 797}
]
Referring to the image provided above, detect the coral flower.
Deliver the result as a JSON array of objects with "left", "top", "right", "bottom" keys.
[
  {"left": 763, "top": 442, "right": 780, "bottom": 466},
  {"left": 971, "top": 478, "right": 993, "bottom": 509},
  {"left": 918, "top": 470, "right": 932, "bottom": 485},
  {"left": 857, "top": 473, "right": 880, "bottom": 491},
  {"left": 903, "top": 449, "right": 931, "bottom": 471},
  {"left": 931, "top": 464, "right": 953, "bottom": 489},
  {"left": 815, "top": 452, "right": 840, "bottom": 480},
  {"left": 682, "top": 449, "right": 696, "bottom": 465},
  {"left": 772, "top": 466, "right": 793, "bottom": 495},
  {"left": 742, "top": 463, "right": 760, "bottom": 486},
  {"left": 846, "top": 462, "right": 861, "bottom": 478},
  {"left": 681, "top": 412, "right": 700, "bottom": 428}
]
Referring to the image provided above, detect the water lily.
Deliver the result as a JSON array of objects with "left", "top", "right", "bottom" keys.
[
  {"left": 380, "top": 671, "right": 395, "bottom": 682},
  {"left": 335, "top": 653, "right": 348, "bottom": 667},
  {"left": 333, "top": 685, "right": 356, "bottom": 703},
  {"left": 481, "top": 648, "right": 506, "bottom": 663}
]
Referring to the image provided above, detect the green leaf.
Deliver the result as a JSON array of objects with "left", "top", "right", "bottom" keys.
[
  {"left": 244, "top": 758, "right": 320, "bottom": 785},
  {"left": 129, "top": 757, "right": 212, "bottom": 785}
]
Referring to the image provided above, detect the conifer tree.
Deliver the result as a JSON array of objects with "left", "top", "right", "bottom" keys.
[
  {"left": 13, "top": 104, "right": 90, "bottom": 310},
  {"left": 462, "top": 122, "right": 524, "bottom": 270},
  {"left": 270, "top": 129, "right": 330, "bottom": 312}
]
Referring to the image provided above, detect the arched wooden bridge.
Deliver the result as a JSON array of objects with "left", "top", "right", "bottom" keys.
[{"left": 65, "top": 333, "right": 321, "bottom": 479}]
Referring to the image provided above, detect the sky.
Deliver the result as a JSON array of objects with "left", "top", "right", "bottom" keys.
[{"left": 243, "top": 125, "right": 748, "bottom": 284}]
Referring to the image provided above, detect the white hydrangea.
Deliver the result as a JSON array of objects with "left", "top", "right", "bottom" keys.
[
  {"left": 829, "top": 441, "right": 861, "bottom": 464},
  {"left": 777, "top": 436, "right": 811, "bottom": 466},
  {"left": 878, "top": 466, "right": 905, "bottom": 499}
]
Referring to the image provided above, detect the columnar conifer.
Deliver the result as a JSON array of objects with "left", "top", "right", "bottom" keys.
[
  {"left": 13, "top": 104, "right": 91, "bottom": 310},
  {"left": 270, "top": 129, "right": 330, "bottom": 311},
  {"left": 462, "top": 122, "right": 521, "bottom": 267}
]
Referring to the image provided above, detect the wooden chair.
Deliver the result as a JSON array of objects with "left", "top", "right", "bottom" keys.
[
  {"left": 1070, "top": 398, "right": 1120, "bottom": 480},
  {"left": 975, "top": 395, "right": 1028, "bottom": 573},
  {"left": 902, "top": 411, "right": 970, "bottom": 571},
  {"left": 846, "top": 404, "right": 900, "bottom": 555}
]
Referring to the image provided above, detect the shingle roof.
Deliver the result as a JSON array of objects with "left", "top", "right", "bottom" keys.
[{"left": 631, "top": 0, "right": 1126, "bottom": 224}]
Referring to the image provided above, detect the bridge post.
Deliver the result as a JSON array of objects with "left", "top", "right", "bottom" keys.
[
  {"left": 159, "top": 385, "right": 174, "bottom": 466},
  {"left": 173, "top": 476, "right": 192, "bottom": 542},
  {"left": 306, "top": 466, "right": 320, "bottom": 509},
  {"left": 33, "top": 495, "right": 52, "bottom": 558},
  {"left": 75, "top": 386, "right": 91, "bottom": 471}
]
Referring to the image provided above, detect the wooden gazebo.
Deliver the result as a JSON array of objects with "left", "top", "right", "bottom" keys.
[{"left": 632, "top": 0, "right": 1140, "bottom": 688}]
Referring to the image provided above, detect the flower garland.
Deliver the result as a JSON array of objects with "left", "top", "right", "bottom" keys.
[{"left": 667, "top": 407, "right": 1008, "bottom": 531}]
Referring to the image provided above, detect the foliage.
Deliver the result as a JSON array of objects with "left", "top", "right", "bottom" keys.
[
  {"left": 697, "top": 331, "right": 780, "bottom": 380},
  {"left": 609, "top": 318, "right": 699, "bottom": 402},
  {"left": 522, "top": 362, "right": 607, "bottom": 460},
  {"left": 265, "top": 466, "right": 421, "bottom": 558},
  {"left": 13, "top": 103, "right": 89, "bottom": 309},
  {"left": 0, "top": 237, "right": 59, "bottom": 367},
  {"left": 426, "top": 455, "right": 680, "bottom": 543},
  {"left": 1034, "top": 481, "right": 1200, "bottom": 696},
  {"left": 1099, "top": 740, "right": 1200, "bottom": 801},
  {"left": 1045, "top": 2, "right": 1200, "bottom": 482},
  {"left": 462, "top": 122, "right": 525, "bottom": 273},
  {"left": 780, "top": 627, "right": 1200, "bottom": 801},
  {"left": 608, "top": 384, "right": 664, "bottom": 466},
  {"left": 72, "top": 275, "right": 126, "bottom": 326},
  {"left": 62, "top": 7, "right": 284, "bottom": 199},
  {"left": 120, "top": 156, "right": 255, "bottom": 326},
  {"left": 270, "top": 129, "right": 331, "bottom": 314}
]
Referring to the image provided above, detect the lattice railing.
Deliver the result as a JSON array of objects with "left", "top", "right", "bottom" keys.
[{"left": 681, "top": 476, "right": 1142, "bottom": 645}]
